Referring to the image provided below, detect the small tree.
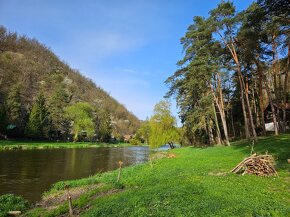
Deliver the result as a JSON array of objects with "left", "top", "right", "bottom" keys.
[
  {"left": 136, "top": 119, "right": 150, "bottom": 144},
  {"left": 148, "top": 100, "right": 180, "bottom": 148},
  {"left": 95, "top": 109, "right": 112, "bottom": 142},
  {"left": 65, "top": 102, "right": 95, "bottom": 141}
]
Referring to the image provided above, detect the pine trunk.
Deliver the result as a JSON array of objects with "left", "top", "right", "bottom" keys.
[
  {"left": 212, "top": 103, "right": 222, "bottom": 144},
  {"left": 259, "top": 65, "right": 279, "bottom": 135},
  {"left": 217, "top": 74, "right": 230, "bottom": 146},
  {"left": 272, "top": 37, "right": 281, "bottom": 132},
  {"left": 237, "top": 73, "right": 250, "bottom": 139},
  {"left": 257, "top": 67, "right": 266, "bottom": 135},
  {"left": 282, "top": 44, "right": 290, "bottom": 131}
]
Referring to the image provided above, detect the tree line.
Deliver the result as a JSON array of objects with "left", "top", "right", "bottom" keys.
[
  {"left": 0, "top": 26, "right": 140, "bottom": 141},
  {"left": 164, "top": 0, "right": 289, "bottom": 146}
]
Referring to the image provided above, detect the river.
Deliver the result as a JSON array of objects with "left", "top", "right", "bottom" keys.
[{"left": 0, "top": 146, "right": 149, "bottom": 202}]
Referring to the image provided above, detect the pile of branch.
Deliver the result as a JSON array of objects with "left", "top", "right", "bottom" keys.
[{"left": 231, "top": 153, "right": 278, "bottom": 176}]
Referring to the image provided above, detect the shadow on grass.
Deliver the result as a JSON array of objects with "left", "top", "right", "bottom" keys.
[{"left": 231, "top": 134, "right": 290, "bottom": 169}]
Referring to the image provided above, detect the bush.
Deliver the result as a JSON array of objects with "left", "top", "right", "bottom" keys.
[
  {"left": 0, "top": 194, "right": 29, "bottom": 217},
  {"left": 129, "top": 138, "right": 141, "bottom": 146}
]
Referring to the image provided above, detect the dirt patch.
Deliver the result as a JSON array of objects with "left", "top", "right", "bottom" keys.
[
  {"left": 167, "top": 153, "right": 176, "bottom": 158},
  {"left": 151, "top": 152, "right": 177, "bottom": 160},
  {"left": 208, "top": 172, "right": 228, "bottom": 176},
  {"left": 63, "top": 188, "right": 125, "bottom": 217},
  {"left": 36, "top": 184, "right": 102, "bottom": 210}
]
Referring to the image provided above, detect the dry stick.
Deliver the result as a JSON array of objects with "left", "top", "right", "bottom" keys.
[
  {"left": 65, "top": 186, "right": 74, "bottom": 216},
  {"left": 117, "top": 161, "right": 123, "bottom": 182}
]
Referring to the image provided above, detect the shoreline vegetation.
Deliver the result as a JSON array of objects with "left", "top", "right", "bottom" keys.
[
  {"left": 1, "top": 135, "right": 288, "bottom": 216},
  {"left": 0, "top": 140, "right": 143, "bottom": 150}
]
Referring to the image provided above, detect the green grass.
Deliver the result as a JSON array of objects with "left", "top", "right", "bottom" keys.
[
  {"left": 0, "top": 194, "right": 29, "bottom": 217},
  {"left": 24, "top": 135, "right": 290, "bottom": 216},
  {"left": 0, "top": 140, "right": 133, "bottom": 150}
]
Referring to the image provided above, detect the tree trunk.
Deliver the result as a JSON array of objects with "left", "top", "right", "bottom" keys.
[
  {"left": 208, "top": 121, "right": 215, "bottom": 145},
  {"left": 272, "top": 36, "right": 282, "bottom": 132},
  {"left": 243, "top": 72, "right": 257, "bottom": 140},
  {"left": 217, "top": 74, "right": 230, "bottom": 146},
  {"left": 257, "top": 66, "right": 266, "bottom": 135},
  {"left": 220, "top": 36, "right": 256, "bottom": 140},
  {"left": 252, "top": 78, "right": 259, "bottom": 128},
  {"left": 237, "top": 73, "right": 250, "bottom": 139},
  {"left": 230, "top": 108, "right": 236, "bottom": 138},
  {"left": 212, "top": 103, "right": 222, "bottom": 144},
  {"left": 282, "top": 44, "right": 290, "bottom": 131},
  {"left": 236, "top": 64, "right": 257, "bottom": 141},
  {"left": 257, "top": 61, "right": 279, "bottom": 135}
]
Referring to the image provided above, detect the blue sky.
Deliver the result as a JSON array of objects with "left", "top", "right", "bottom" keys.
[{"left": 0, "top": 0, "right": 254, "bottom": 121}]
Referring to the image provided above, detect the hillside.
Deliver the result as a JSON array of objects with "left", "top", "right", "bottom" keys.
[{"left": 0, "top": 26, "right": 140, "bottom": 140}]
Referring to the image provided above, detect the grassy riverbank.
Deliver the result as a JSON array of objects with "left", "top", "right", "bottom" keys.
[
  {"left": 0, "top": 140, "right": 133, "bottom": 150},
  {"left": 18, "top": 135, "right": 290, "bottom": 216}
]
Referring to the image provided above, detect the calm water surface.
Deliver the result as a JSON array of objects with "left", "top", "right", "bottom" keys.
[{"left": 0, "top": 146, "right": 149, "bottom": 202}]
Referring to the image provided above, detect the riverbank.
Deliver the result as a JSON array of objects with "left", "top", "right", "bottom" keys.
[
  {"left": 0, "top": 140, "right": 137, "bottom": 150},
  {"left": 9, "top": 135, "right": 290, "bottom": 216}
]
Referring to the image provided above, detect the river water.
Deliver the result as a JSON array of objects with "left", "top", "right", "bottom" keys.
[{"left": 0, "top": 146, "right": 149, "bottom": 202}]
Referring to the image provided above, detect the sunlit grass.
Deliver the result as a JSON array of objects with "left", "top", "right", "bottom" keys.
[{"left": 25, "top": 135, "right": 290, "bottom": 216}]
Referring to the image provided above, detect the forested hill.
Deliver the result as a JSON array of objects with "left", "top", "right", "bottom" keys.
[{"left": 0, "top": 26, "right": 140, "bottom": 141}]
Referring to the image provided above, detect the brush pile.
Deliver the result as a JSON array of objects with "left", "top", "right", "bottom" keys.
[{"left": 231, "top": 153, "right": 278, "bottom": 176}]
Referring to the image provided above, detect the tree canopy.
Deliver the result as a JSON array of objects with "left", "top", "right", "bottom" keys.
[
  {"left": 166, "top": 0, "right": 290, "bottom": 146},
  {"left": 148, "top": 100, "right": 180, "bottom": 148}
]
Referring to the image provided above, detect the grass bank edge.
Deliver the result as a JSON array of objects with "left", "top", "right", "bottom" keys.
[{"left": 0, "top": 140, "right": 148, "bottom": 150}]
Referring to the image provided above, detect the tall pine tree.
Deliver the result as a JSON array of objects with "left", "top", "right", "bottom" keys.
[{"left": 27, "top": 92, "right": 49, "bottom": 138}]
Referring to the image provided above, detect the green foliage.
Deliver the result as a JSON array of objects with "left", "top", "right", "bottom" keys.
[
  {"left": 0, "top": 194, "right": 29, "bottom": 217},
  {"left": 27, "top": 92, "right": 49, "bottom": 138},
  {"left": 148, "top": 100, "right": 180, "bottom": 148},
  {"left": 135, "top": 120, "right": 150, "bottom": 144},
  {"left": 65, "top": 102, "right": 95, "bottom": 141},
  {"left": 95, "top": 109, "right": 112, "bottom": 142},
  {"left": 0, "top": 106, "right": 7, "bottom": 133},
  {"left": 166, "top": 16, "right": 218, "bottom": 145},
  {"left": 166, "top": 0, "right": 290, "bottom": 144},
  {"left": 6, "top": 83, "right": 27, "bottom": 134},
  {"left": 26, "top": 92, "right": 49, "bottom": 138},
  {"left": 6, "top": 84, "right": 22, "bottom": 124},
  {"left": 48, "top": 85, "right": 69, "bottom": 138},
  {"left": 129, "top": 138, "right": 141, "bottom": 146}
]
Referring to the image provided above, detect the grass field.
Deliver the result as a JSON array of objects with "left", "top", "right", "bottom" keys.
[
  {"left": 0, "top": 140, "right": 131, "bottom": 150},
  {"left": 12, "top": 135, "right": 290, "bottom": 216}
]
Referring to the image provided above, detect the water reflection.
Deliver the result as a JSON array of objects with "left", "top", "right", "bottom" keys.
[{"left": 0, "top": 146, "right": 149, "bottom": 202}]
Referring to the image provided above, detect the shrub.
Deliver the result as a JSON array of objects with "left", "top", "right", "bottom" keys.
[
  {"left": 129, "top": 138, "right": 141, "bottom": 146},
  {"left": 0, "top": 194, "right": 29, "bottom": 217}
]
